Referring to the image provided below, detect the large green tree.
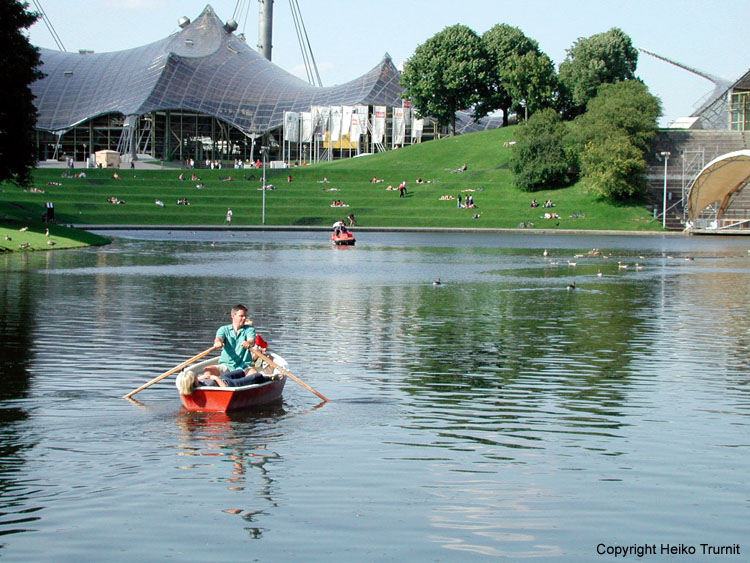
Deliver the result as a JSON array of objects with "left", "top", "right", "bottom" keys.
[
  {"left": 400, "top": 24, "right": 489, "bottom": 135},
  {"left": 502, "top": 51, "right": 558, "bottom": 121},
  {"left": 566, "top": 80, "right": 661, "bottom": 158},
  {"left": 510, "top": 107, "right": 571, "bottom": 191},
  {"left": 558, "top": 27, "right": 638, "bottom": 117},
  {"left": 0, "top": 1, "right": 42, "bottom": 186},
  {"left": 567, "top": 80, "right": 661, "bottom": 201},
  {"left": 579, "top": 134, "right": 647, "bottom": 201},
  {"left": 480, "top": 24, "right": 557, "bottom": 125}
]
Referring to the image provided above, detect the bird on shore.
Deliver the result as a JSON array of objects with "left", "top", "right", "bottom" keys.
[
  {"left": 567, "top": 281, "right": 576, "bottom": 291},
  {"left": 433, "top": 278, "right": 441, "bottom": 286},
  {"left": 597, "top": 269, "right": 603, "bottom": 277},
  {"left": 543, "top": 249, "right": 549, "bottom": 257},
  {"left": 618, "top": 261, "right": 628, "bottom": 269}
]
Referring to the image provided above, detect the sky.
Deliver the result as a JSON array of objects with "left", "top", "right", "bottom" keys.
[{"left": 25, "top": 0, "right": 750, "bottom": 127}]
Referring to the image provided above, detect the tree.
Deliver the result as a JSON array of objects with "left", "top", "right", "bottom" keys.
[
  {"left": 480, "top": 24, "right": 538, "bottom": 126},
  {"left": 566, "top": 80, "right": 661, "bottom": 159},
  {"left": 0, "top": 1, "right": 42, "bottom": 186},
  {"left": 510, "top": 108, "right": 571, "bottom": 191},
  {"left": 400, "top": 24, "right": 488, "bottom": 135},
  {"left": 503, "top": 51, "right": 558, "bottom": 121},
  {"left": 558, "top": 27, "right": 638, "bottom": 116},
  {"left": 480, "top": 24, "right": 557, "bottom": 125},
  {"left": 566, "top": 80, "right": 661, "bottom": 201},
  {"left": 579, "top": 134, "right": 647, "bottom": 200}
]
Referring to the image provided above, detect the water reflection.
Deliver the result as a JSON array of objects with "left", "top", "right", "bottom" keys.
[
  {"left": 0, "top": 232, "right": 749, "bottom": 559},
  {"left": 174, "top": 407, "right": 286, "bottom": 540}
]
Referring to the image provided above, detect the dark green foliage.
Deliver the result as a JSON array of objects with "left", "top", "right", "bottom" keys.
[
  {"left": 566, "top": 81, "right": 661, "bottom": 201},
  {"left": 559, "top": 27, "right": 638, "bottom": 117},
  {"left": 0, "top": 1, "right": 42, "bottom": 186},
  {"left": 503, "top": 51, "right": 559, "bottom": 121},
  {"left": 510, "top": 108, "right": 571, "bottom": 191},
  {"left": 580, "top": 134, "right": 647, "bottom": 200},
  {"left": 480, "top": 24, "right": 558, "bottom": 124},
  {"left": 400, "top": 24, "right": 489, "bottom": 134}
]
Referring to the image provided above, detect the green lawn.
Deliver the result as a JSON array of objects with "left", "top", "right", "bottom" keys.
[
  {"left": 1, "top": 127, "right": 660, "bottom": 233},
  {"left": 0, "top": 220, "right": 110, "bottom": 253}
]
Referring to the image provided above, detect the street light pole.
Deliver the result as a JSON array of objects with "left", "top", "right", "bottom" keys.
[
  {"left": 660, "top": 151, "right": 671, "bottom": 229},
  {"left": 261, "top": 146, "right": 268, "bottom": 225}
]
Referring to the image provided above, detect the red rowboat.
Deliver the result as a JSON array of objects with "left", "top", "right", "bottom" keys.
[{"left": 175, "top": 354, "right": 287, "bottom": 412}]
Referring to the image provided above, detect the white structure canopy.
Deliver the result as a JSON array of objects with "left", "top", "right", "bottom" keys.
[{"left": 687, "top": 150, "right": 750, "bottom": 220}]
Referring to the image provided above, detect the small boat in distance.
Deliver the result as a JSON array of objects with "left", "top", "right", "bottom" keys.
[
  {"left": 331, "top": 229, "right": 355, "bottom": 246},
  {"left": 175, "top": 354, "right": 288, "bottom": 412}
]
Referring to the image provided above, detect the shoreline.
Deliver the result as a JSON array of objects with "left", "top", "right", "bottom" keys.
[{"left": 80, "top": 224, "right": 689, "bottom": 237}]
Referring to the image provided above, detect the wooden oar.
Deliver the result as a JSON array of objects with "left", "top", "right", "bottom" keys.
[
  {"left": 122, "top": 346, "right": 219, "bottom": 399},
  {"left": 254, "top": 351, "right": 329, "bottom": 402}
]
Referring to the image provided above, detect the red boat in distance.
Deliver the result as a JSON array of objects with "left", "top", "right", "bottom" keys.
[
  {"left": 175, "top": 354, "right": 287, "bottom": 412},
  {"left": 331, "top": 229, "right": 355, "bottom": 245}
]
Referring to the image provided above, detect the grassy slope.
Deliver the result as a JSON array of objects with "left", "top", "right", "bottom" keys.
[{"left": 0, "top": 127, "right": 659, "bottom": 231}]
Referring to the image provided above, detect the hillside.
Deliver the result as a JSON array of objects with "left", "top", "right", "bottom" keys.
[{"left": 1, "top": 127, "right": 659, "bottom": 231}]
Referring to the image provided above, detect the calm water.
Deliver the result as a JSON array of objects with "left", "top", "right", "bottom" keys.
[{"left": 1, "top": 231, "right": 748, "bottom": 561}]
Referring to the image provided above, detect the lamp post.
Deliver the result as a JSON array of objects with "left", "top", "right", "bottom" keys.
[
  {"left": 660, "top": 151, "right": 671, "bottom": 229},
  {"left": 261, "top": 146, "right": 268, "bottom": 225}
]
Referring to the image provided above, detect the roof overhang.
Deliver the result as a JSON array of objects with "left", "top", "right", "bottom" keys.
[{"left": 687, "top": 149, "right": 750, "bottom": 220}]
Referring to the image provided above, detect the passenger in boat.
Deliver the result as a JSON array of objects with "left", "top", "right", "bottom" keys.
[
  {"left": 199, "top": 368, "right": 268, "bottom": 388},
  {"left": 332, "top": 220, "right": 345, "bottom": 235},
  {"left": 179, "top": 367, "right": 265, "bottom": 393}
]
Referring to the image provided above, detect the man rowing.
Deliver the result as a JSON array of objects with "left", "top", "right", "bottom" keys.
[{"left": 197, "top": 304, "right": 267, "bottom": 388}]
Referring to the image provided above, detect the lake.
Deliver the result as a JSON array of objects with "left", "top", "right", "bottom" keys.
[{"left": 0, "top": 230, "right": 748, "bottom": 561}]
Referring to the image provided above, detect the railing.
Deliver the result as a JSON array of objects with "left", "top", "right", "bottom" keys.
[{"left": 719, "top": 218, "right": 750, "bottom": 230}]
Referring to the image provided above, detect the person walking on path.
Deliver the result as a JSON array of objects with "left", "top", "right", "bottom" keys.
[{"left": 225, "top": 207, "right": 233, "bottom": 225}]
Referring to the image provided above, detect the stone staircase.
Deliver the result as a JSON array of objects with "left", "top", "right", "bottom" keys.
[{"left": 646, "top": 130, "right": 749, "bottom": 230}]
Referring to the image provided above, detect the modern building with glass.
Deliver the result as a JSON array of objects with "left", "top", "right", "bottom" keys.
[{"left": 31, "top": 5, "right": 501, "bottom": 167}]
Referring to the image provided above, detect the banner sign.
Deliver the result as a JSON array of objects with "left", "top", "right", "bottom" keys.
[{"left": 372, "top": 106, "right": 386, "bottom": 144}]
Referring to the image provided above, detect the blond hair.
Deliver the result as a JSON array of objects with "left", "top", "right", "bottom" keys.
[{"left": 177, "top": 370, "right": 197, "bottom": 395}]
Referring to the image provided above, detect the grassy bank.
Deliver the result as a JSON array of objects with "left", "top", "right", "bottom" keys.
[
  {"left": 0, "top": 220, "right": 110, "bottom": 253},
  {"left": 1, "top": 127, "right": 660, "bottom": 232}
]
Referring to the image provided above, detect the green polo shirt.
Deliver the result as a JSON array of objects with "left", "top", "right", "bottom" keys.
[{"left": 216, "top": 323, "right": 257, "bottom": 369}]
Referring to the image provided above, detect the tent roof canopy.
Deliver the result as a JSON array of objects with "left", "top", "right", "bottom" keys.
[
  {"left": 687, "top": 149, "right": 750, "bottom": 220},
  {"left": 32, "top": 5, "right": 403, "bottom": 135}
]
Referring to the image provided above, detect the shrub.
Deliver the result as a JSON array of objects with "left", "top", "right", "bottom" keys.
[{"left": 510, "top": 108, "right": 571, "bottom": 191}]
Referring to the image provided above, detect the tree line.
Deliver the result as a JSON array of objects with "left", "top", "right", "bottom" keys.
[{"left": 400, "top": 25, "right": 661, "bottom": 202}]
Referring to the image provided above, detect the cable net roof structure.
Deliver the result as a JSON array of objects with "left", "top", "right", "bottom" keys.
[{"left": 32, "top": 5, "right": 404, "bottom": 135}]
